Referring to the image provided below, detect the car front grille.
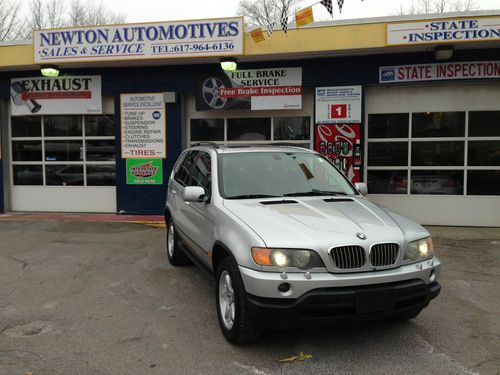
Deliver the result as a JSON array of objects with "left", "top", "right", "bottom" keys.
[
  {"left": 330, "top": 245, "right": 365, "bottom": 270},
  {"left": 370, "top": 243, "right": 400, "bottom": 267}
]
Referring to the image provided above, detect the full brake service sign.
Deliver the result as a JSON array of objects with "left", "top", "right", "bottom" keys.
[{"left": 34, "top": 17, "right": 244, "bottom": 63}]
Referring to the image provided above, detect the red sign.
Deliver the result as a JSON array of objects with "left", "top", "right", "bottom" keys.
[
  {"left": 315, "top": 124, "right": 362, "bottom": 184},
  {"left": 380, "top": 61, "right": 500, "bottom": 83},
  {"left": 330, "top": 104, "right": 347, "bottom": 119}
]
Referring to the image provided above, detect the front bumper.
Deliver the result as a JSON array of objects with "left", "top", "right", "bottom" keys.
[
  {"left": 246, "top": 279, "right": 441, "bottom": 329},
  {"left": 239, "top": 259, "right": 441, "bottom": 328}
]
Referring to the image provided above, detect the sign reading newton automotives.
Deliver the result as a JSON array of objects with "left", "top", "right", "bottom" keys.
[
  {"left": 121, "top": 93, "right": 166, "bottom": 159},
  {"left": 10, "top": 76, "right": 101, "bottom": 116},
  {"left": 380, "top": 61, "right": 500, "bottom": 83},
  {"left": 34, "top": 17, "right": 243, "bottom": 63},
  {"left": 315, "top": 86, "right": 362, "bottom": 124},
  {"left": 388, "top": 17, "right": 500, "bottom": 45}
]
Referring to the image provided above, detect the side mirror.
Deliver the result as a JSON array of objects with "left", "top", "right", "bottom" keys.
[
  {"left": 355, "top": 182, "right": 368, "bottom": 196},
  {"left": 183, "top": 186, "right": 206, "bottom": 202}
]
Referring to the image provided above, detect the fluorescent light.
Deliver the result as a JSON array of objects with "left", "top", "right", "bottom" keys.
[
  {"left": 40, "top": 66, "right": 60, "bottom": 77},
  {"left": 434, "top": 45, "right": 454, "bottom": 61},
  {"left": 220, "top": 58, "right": 237, "bottom": 71}
]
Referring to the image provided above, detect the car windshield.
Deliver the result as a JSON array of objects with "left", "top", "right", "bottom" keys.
[{"left": 220, "top": 152, "right": 357, "bottom": 199}]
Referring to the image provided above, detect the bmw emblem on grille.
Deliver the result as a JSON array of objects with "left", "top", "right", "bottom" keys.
[{"left": 356, "top": 232, "right": 367, "bottom": 240}]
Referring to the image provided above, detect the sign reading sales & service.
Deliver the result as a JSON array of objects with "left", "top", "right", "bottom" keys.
[
  {"left": 387, "top": 17, "right": 500, "bottom": 45},
  {"left": 34, "top": 17, "right": 243, "bottom": 63},
  {"left": 10, "top": 76, "right": 101, "bottom": 116},
  {"left": 380, "top": 61, "right": 500, "bottom": 83}
]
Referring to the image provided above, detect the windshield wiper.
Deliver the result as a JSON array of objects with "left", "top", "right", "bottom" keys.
[
  {"left": 225, "top": 194, "right": 279, "bottom": 200},
  {"left": 284, "top": 190, "right": 348, "bottom": 197}
]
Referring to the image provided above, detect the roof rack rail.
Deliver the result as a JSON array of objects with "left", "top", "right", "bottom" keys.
[{"left": 191, "top": 142, "right": 220, "bottom": 149}]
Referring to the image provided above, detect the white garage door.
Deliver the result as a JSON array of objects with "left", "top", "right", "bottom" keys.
[
  {"left": 365, "top": 83, "right": 500, "bottom": 227},
  {"left": 9, "top": 98, "right": 116, "bottom": 213}
]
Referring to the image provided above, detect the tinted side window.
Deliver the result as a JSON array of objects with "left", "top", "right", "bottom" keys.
[
  {"left": 174, "top": 151, "right": 198, "bottom": 186},
  {"left": 189, "top": 152, "right": 211, "bottom": 193}
]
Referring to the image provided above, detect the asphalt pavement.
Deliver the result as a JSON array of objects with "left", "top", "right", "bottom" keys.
[{"left": 0, "top": 220, "right": 498, "bottom": 375}]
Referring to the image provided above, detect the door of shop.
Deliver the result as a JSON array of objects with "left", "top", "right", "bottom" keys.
[
  {"left": 9, "top": 114, "right": 117, "bottom": 212},
  {"left": 365, "top": 83, "right": 500, "bottom": 226}
]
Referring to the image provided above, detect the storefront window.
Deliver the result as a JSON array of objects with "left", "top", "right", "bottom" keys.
[
  {"left": 467, "top": 170, "right": 500, "bottom": 195},
  {"left": 46, "top": 165, "right": 84, "bottom": 186},
  {"left": 12, "top": 165, "right": 43, "bottom": 185},
  {"left": 189, "top": 116, "right": 313, "bottom": 148},
  {"left": 367, "top": 170, "right": 407, "bottom": 194},
  {"left": 469, "top": 111, "right": 500, "bottom": 137},
  {"left": 367, "top": 142, "right": 408, "bottom": 166},
  {"left": 273, "top": 117, "right": 310, "bottom": 140},
  {"left": 45, "top": 141, "right": 83, "bottom": 161},
  {"left": 86, "top": 140, "right": 115, "bottom": 161},
  {"left": 11, "top": 117, "right": 41, "bottom": 137},
  {"left": 44, "top": 116, "right": 82, "bottom": 137},
  {"left": 412, "top": 141, "right": 464, "bottom": 166},
  {"left": 468, "top": 141, "right": 500, "bottom": 166},
  {"left": 86, "top": 165, "right": 116, "bottom": 186},
  {"left": 227, "top": 118, "right": 271, "bottom": 141},
  {"left": 12, "top": 141, "right": 42, "bottom": 161},
  {"left": 412, "top": 112, "right": 465, "bottom": 138},
  {"left": 190, "top": 119, "right": 224, "bottom": 141},
  {"left": 85, "top": 115, "right": 114, "bottom": 136},
  {"left": 411, "top": 170, "right": 463, "bottom": 195},
  {"left": 368, "top": 113, "right": 409, "bottom": 138}
]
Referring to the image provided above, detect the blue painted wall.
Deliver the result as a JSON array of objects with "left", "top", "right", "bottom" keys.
[{"left": 0, "top": 47, "right": 499, "bottom": 214}]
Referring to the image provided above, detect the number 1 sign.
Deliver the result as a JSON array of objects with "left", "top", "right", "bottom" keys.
[{"left": 315, "top": 86, "right": 362, "bottom": 124}]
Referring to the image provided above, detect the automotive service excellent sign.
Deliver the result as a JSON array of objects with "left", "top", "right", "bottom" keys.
[
  {"left": 196, "top": 67, "right": 302, "bottom": 111},
  {"left": 121, "top": 93, "right": 166, "bottom": 159},
  {"left": 10, "top": 76, "right": 101, "bottom": 116},
  {"left": 34, "top": 17, "right": 243, "bottom": 63},
  {"left": 387, "top": 17, "right": 500, "bottom": 45}
]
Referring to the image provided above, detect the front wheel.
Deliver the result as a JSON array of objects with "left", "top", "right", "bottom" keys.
[
  {"left": 216, "top": 257, "right": 262, "bottom": 344},
  {"left": 166, "top": 217, "right": 190, "bottom": 266}
]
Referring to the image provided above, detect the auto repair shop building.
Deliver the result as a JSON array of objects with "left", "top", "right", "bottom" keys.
[{"left": 0, "top": 11, "right": 499, "bottom": 226}]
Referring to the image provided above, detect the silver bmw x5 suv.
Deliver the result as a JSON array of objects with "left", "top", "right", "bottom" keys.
[{"left": 164, "top": 144, "right": 441, "bottom": 344}]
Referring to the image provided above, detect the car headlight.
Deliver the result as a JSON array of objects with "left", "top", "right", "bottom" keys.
[
  {"left": 251, "top": 247, "right": 324, "bottom": 270},
  {"left": 404, "top": 237, "right": 434, "bottom": 263}
]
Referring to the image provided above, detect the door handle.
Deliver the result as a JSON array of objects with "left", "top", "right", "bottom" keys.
[{"left": 172, "top": 189, "right": 177, "bottom": 194}]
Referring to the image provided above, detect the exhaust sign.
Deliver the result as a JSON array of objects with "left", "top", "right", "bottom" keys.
[{"left": 10, "top": 76, "right": 102, "bottom": 116}]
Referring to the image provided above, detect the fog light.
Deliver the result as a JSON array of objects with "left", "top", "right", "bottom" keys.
[
  {"left": 429, "top": 269, "right": 436, "bottom": 282},
  {"left": 278, "top": 283, "right": 290, "bottom": 293}
]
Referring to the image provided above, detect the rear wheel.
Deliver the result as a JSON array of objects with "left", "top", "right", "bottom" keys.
[
  {"left": 166, "top": 217, "right": 190, "bottom": 266},
  {"left": 216, "top": 257, "right": 262, "bottom": 344}
]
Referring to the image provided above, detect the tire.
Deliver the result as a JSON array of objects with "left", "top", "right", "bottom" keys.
[
  {"left": 166, "top": 217, "right": 190, "bottom": 266},
  {"left": 196, "top": 74, "right": 232, "bottom": 110},
  {"left": 216, "top": 257, "right": 263, "bottom": 344}
]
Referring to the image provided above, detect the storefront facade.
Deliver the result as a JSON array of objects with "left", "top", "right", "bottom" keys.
[{"left": 0, "top": 12, "right": 499, "bottom": 226}]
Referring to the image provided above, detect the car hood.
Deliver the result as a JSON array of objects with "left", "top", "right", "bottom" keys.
[{"left": 222, "top": 196, "right": 427, "bottom": 250}]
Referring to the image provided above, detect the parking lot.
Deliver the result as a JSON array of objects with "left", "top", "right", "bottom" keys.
[{"left": 0, "top": 220, "right": 499, "bottom": 375}]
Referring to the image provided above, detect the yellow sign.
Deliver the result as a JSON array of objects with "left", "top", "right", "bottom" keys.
[
  {"left": 250, "top": 28, "right": 265, "bottom": 43},
  {"left": 295, "top": 7, "right": 314, "bottom": 28}
]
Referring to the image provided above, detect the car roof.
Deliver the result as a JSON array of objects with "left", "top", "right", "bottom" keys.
[{"left": 188, "top": 144, "right": 316, "bottom": 154}]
